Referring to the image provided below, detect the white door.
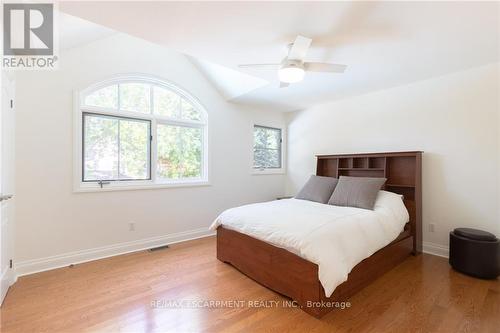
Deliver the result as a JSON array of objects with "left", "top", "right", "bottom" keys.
[{"left": 0, "top": 71, "right": 16, "bottom": 305}]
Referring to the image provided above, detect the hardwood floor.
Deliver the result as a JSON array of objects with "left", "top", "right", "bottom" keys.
[{"left": 1, "top": 236, "right": 498, "bottom": 333}]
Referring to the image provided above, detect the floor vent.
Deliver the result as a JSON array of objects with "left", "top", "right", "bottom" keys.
[{"left": 148, "top": 245, "right": 170, "bottom": 252}]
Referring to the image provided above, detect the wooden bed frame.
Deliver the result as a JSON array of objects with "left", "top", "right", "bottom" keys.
[{"left": 217, "top": 152, "right": 422, "bottom": 317}]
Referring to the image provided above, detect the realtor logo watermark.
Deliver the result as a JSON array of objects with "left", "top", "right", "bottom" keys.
[{"left": 2, "top": 2, "right": 58, "bottom": 69}]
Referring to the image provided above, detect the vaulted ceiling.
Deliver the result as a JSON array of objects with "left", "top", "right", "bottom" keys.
[
  {"left": 59, "top": 13, "right": 116, "bottom": 51},
  {"left": 60, "top": 1, "right": 499, "bottom": 112}
]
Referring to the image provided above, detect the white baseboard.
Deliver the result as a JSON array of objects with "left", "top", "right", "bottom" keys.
[
  {"left": 423, "top": 241, "right": 449, "bottom": 258},
  {"left": 1, "top": 268, "right": 9, "bottom": 305},
  {"left": 0, "top": 267, "right": 17, "bottom": 306},
  {"left": 15, "top": 228, "right": 215, "bottom": 277},
  {"left": 14, "top": 231, "right": 449, "bottom": 278}
]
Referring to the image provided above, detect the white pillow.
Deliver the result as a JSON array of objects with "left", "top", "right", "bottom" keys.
[{"left": 373, "top": 190, "right": 410, "bottom": 225}]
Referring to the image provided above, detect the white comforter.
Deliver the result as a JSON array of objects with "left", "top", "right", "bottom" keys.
[{"left": 209, "top": 190, "right": 409, "bottom": 297}]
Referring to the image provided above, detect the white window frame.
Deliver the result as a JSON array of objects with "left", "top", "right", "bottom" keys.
[
  {"left": 252, "top": 124, "right": 286, "bottom": 175},
  {"left": 73, "top": 74, "right": 209, "bottom": 192}
]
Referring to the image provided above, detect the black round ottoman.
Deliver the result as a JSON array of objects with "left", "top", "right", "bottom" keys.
[{"left": 449, "top": 228, "right": 499, "bottom": 279}]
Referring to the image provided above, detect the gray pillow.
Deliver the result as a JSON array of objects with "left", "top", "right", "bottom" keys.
[
  {"left": 328, "top": 176, "right": 386, "bottom": 210},
  {"left": 295, "top": 175, "right": 338, "bottom": 204}
]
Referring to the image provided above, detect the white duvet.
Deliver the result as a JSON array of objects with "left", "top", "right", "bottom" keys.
[{"left": 209, "top": 190, "right": 409, "bottom": 297}]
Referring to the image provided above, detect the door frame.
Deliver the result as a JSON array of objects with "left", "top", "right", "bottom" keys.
[{"left": 0, "top": 71, "right": 17, "bottom": 306}]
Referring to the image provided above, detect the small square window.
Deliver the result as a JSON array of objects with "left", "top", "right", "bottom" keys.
[{"left": 253, "top": 125, "right": 282, "bottom": 169}]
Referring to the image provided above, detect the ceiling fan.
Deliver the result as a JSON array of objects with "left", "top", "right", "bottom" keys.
[{"left": 238, "top": 35, "right": 347, "bottom": 88}]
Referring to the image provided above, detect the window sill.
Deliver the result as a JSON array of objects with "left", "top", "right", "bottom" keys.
[
  {"left": 74, "top": 180, "right": 211, "bottom": 193},
  {"left": 251, "top": 168, "right": 286, "bottom": 175}
]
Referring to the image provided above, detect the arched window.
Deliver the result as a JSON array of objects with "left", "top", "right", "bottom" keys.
[{"left": 74, "top": 75, "right": 208, "bottom": 191}]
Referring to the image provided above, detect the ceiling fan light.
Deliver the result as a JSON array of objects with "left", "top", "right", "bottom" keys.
[{"left": 278, "top": 66, "right": 305, "bottom": 83}]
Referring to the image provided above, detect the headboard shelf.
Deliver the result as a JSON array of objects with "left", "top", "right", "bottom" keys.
[
  {"left": 338, "top": 168, "right": 385, "bottom": 171},
  {"left": 316, "top": 151, "right": 422, "bottom": 254},
  {"left": 386, "top": 184, "right": 416, "bottom": 188},
  {"left": 353, "top": 157, "right": 368, "bottom": 168}
]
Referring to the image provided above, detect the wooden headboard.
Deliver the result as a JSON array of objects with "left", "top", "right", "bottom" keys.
[{"left": 316, "top": 151, "right": 422, "bottom": 254}]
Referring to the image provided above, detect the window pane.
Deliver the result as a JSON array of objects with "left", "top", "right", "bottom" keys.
[
  {"left": 253, "top": 126, "right": 281, "bottom": 168},
  {"left": 254, "top": 149, "right": 280, "bottom": 168},
  {"left": 157, "top": 124, "right": 202, "bottom": 179},
  {"left": 119, "top": 119, "right": 150, "bottom": 180},
  {"left": 84, "top": 115, "right": 119, "bottom": 180},
  {"left": 84, "top": 85, "right": 118, "bottom": 109},
  {"left": 181, "top": 99, "right": 201, "bottom": 121},
  {"left": 120, "top": 83, "right": 150, "bottom": 114},
  {"left": 83, "top": 114, "right": 150, "bottom": 182},
  {"left": 254, "top": 126, "right": 281, "bottom": 149},
  {"left": 153, "top": 86, "right": 180, "bottom": 118}
]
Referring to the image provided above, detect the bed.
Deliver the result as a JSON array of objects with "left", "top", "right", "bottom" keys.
[{"left": 212, "top": 152, "right": 422, "bottom": 318}]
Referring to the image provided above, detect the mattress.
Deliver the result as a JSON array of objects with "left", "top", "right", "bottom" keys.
[{"left": 209, "top": 190, "right": 409, "bottom": 297}]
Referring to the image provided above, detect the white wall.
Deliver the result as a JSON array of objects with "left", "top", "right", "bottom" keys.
[
  {"left": 286, "top": 63, "right": 499, "bottom": 254},
  {"left": 14, "top": 34, "right": 286, "bottom": 274}
]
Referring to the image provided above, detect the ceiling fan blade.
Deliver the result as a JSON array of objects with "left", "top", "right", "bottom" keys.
[
  {"left": 304, "top": 62, "right": 347, "bottom": 73},
  {"left": 238, "top": 64, "right": 281, "bottom": 70},
  {"left": 287, "top": 35, "right": 312, "bottom": 61},
  {"left": 279, "top": 82, "right": 290, "bottom": 88}
]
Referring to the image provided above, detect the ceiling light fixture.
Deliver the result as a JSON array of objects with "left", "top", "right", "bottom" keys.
[
  {"left": 239, "top": 35, "right": 347, "bottom": 88},
  {"left": 278, "top": 65, "right": 305, "bottom": 83}
]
